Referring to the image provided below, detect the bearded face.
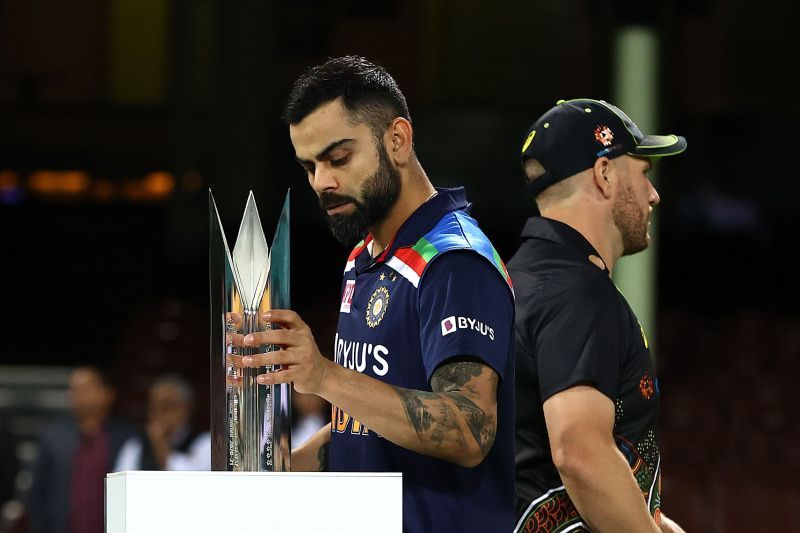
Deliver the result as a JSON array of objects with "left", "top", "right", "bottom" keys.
[
  {"left": 319, "top": 142, "right": 402, "bottom": 247},
  {"left": 612, "top": 168, "right": 652, "bottom": 256}
]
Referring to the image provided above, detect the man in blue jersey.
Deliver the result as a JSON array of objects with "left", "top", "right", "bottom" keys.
[{"left": 239, "top": 56, "right": 515, "bottom": 532}]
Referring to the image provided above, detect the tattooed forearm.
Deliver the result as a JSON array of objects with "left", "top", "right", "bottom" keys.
[
  {"left": 431, "top": 361, "right": 483, "bottom": 391},
  {"left": 445, "top": 392, "right": 494, "bottom": 456},
  {"left": 397, "top": 389, "right": 466, "bottom": 449},
  {"left": 396, "top": 361, "right": 498, "bottom": 460},
  {"left": 398, "top": 389, "right": 437, "bottom": 433},
  {"left": 434, "top": 361, "right": 498, "bottom": 455},
  {"left": 317, "top": 441, "right": 329, "bottom": 472},
  {"left": 397, "top": 388, "right": 466, "bottom": 447}
]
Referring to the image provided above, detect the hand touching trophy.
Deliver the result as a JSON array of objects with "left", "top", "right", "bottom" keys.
[{"left": 209, "top": 190, "right": 291, "bottom": 472}]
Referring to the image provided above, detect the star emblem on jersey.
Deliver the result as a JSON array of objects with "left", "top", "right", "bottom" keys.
[
  {"left": 594, "top": 125, "right": 614, "bottom": 146},
  {"left": 366, "top": 287, "right": 390, "bottom": 328}
]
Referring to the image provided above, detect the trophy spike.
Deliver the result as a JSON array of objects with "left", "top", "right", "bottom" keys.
[{"left": 233, "top": 192, "right": 270, "bottom": 310}]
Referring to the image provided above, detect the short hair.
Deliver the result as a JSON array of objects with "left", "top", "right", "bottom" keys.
[
  {"left": 524, "top": 158, "right": 580, "bottom": 211},
  {"left": 282, "top": 55, "right": 411, "bottom": 142}
]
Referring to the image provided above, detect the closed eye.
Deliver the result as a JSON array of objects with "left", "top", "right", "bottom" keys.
[{"left": 330, "top": 155, "right": 350, "bottom": 167}]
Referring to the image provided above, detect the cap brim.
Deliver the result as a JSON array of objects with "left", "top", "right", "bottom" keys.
[{"left": 629, "top": 134, "right": 687, "bottom": 157}]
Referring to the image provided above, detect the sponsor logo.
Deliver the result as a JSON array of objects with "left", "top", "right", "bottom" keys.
[
  {"left": 366, "top": 286, "right": 389, "bottom": 328},
  {"left": 440, "top": 315, "right": 495, "bottom": 341},
  {"left": 521, "top": 129, "right": 536, "bottom": 153},
  {"left": 596, "top": 143, "right": 622, "bottom": 157},
  {"left": 441, "top": 316, "right": 457, "bottom": 336},
  {"left": 340, "top": 279, "right": 355, "bottom": 313},
  {"left": 334, "top": 333, "right": 389, "bottom": 376},
  {"left": 594, "top": 125, "right": 614, "bottom": 146}
]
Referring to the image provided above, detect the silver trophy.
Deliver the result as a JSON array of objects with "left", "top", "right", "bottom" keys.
[{"left": 209, "top": 190, "right": 291, "bottom": 472}]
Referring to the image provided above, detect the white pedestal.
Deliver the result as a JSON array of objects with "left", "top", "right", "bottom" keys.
[{"left": 106, "top": 471, "right": 402, "bottom": 533}]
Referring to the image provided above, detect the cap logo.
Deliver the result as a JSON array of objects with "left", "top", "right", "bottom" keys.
[
  {"left": 521, "top": 130, "right": 536, "bottom": 153},
  {"left": 594, "top": 125, "right": 614, "bottom": 147}
]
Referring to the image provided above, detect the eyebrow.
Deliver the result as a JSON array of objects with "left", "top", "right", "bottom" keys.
[{"left": 295, "top": 138, "right": 355, "bottom": 166}]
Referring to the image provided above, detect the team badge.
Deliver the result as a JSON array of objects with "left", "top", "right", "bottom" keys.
[
  {"left": 366, "top": 287, "right": 389, "bottom": 328},
  {"left": 639, "top": 372, "right": 655, "bottom": 400},
  {"left": 594, "top": 125, "right": 614, "bottom": 146}
]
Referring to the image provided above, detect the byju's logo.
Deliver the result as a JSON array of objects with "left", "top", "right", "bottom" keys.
[
  {"left": 440, "top": 316, "right": 495, "bottom": 340},
  {"left": 441, "top": 316, "right": 457, "bottom": 336}
]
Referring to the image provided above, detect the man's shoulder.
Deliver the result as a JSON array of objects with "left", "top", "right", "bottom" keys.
[
  {"left": 511, "top": 248, "right": 618, "bottom": 313},
  {"left": 511, "top": 233, "right": 605, "bottom": 275},
  {"left": 423, "top": 210, "right": 512, "bottom": 287}
]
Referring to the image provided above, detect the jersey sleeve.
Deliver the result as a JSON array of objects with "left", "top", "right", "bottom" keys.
[
  {"left": 418, "top": 251, "right": 514, "bottom": 382},
  {"left": 536, "top": 275, "right": 623, "bottom": 402}
]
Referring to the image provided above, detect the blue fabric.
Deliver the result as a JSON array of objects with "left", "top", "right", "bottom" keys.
[{"left": 330, "top": 188, "right": 515, "bottom": 533}]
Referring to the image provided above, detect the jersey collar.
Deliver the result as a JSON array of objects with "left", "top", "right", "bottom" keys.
[
  {"left": 519, "top": 217, "right": 610, "bottom": 274},
  {"left": 353, "top": 187, "right": 470, "bottom": 273}
]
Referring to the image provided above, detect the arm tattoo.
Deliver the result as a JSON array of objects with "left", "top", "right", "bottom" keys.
[
  {"left": 430, "top": 361, "right": 483, "bottom": 391},
  {"left": 448, "top": 392, "right": 494, "bottom": 456},
  {"left": 316, "top": 441, "right": 329, "bottom": 472},
  {"left": 433, "top": 362, "right": 498, "bottom": 456},
  {"left": 397, "top": 361, "right": 498, "bottom": 456},
  {"left": 398, "top": 389, "right": 438, "bottom": 434}
]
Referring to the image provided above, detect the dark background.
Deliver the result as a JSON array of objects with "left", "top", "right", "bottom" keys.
[{"left": 2, "top": 0, "right": 799, "bottom": 530}]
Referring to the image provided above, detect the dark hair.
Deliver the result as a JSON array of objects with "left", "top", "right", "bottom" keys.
[{"left": 283, "top": 55, "right": 411, "bottom": 142}]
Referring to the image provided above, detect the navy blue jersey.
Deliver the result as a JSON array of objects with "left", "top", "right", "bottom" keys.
[{"left": 330, "top": 187, "right": 515, "bottom": 533}]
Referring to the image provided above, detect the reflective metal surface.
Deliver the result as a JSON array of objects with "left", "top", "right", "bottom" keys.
[{"left": 209, "top": 190, "right": 291, "bottom": 472}]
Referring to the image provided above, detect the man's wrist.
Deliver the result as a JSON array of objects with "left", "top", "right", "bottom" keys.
[{"left": 314, "top": 357, "right": 337, "bottom": 399}]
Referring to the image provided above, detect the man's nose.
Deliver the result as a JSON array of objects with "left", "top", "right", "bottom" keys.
[
  {"left": 311, "top": 165, "right": 338, "bottom": 194},
  {"left": 649, "top": 181, "right": 660, "bottom": 206}
]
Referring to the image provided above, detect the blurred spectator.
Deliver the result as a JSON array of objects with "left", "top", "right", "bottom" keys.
[
  {"left": 27, "top": 366, "right": 134, "bottom": 533},
  {"left": 291, "top": 392, "right": 328, "bottom": 448},
  {"left": 0, "top": 424, "right": 19, "bottom": 510},
  {"left": 114, "top": 374, "right": 210, "bottom": 471}
]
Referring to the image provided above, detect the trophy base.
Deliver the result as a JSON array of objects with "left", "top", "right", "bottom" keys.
[{"left": 106, "top": 470, "right": 402, "bottom": 532}]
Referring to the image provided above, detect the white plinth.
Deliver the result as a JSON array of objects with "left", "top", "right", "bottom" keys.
[{"left": 106, "top": 471, "right": 402, "bottom": 533}]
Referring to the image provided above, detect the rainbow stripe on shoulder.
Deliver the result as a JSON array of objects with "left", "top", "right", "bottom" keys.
[{"left": 387, "top": 211, "right": 513, "bottom": 290}]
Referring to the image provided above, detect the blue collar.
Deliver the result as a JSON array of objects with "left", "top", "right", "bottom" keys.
[{"left": 354, "top": 187, "right": 470, "bottom": 272}]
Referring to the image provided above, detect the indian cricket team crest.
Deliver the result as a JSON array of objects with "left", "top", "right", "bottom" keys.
[{"left": 366, "top": 287, "right": 390, "bottom": 328}]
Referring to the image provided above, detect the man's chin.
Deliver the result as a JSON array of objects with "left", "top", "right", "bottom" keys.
[{"left": 327, "top": 214, "right": 368, "bottom": 248}]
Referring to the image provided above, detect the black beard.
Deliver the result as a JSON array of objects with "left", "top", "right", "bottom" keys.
[{"left": 320, "top": 146, "right": 401, "bottom": 248}]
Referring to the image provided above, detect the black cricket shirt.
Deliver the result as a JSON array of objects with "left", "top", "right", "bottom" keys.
[{"left": 508, "top": 217, "right": 662, "bottom": 532}]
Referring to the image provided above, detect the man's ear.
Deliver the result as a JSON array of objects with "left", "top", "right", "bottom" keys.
[
  {"left": 387, "top": 117, "right": 413, "bottom": 165},
  {"left": 592, "top": 157, "right": 613, "bottom": 199}
]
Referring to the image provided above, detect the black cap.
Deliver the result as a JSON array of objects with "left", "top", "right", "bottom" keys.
[{"left": 520, "top": 98, "right": 687, "bottom": 195}]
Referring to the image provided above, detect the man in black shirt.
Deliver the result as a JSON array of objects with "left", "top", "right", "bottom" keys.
[{"left": 509, "top": 99, "right": 686, "bottom": 532}]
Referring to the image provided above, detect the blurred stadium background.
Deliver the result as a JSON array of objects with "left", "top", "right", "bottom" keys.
[{"left": 1, "top": 1, "right": 799, "bottom": 531}]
